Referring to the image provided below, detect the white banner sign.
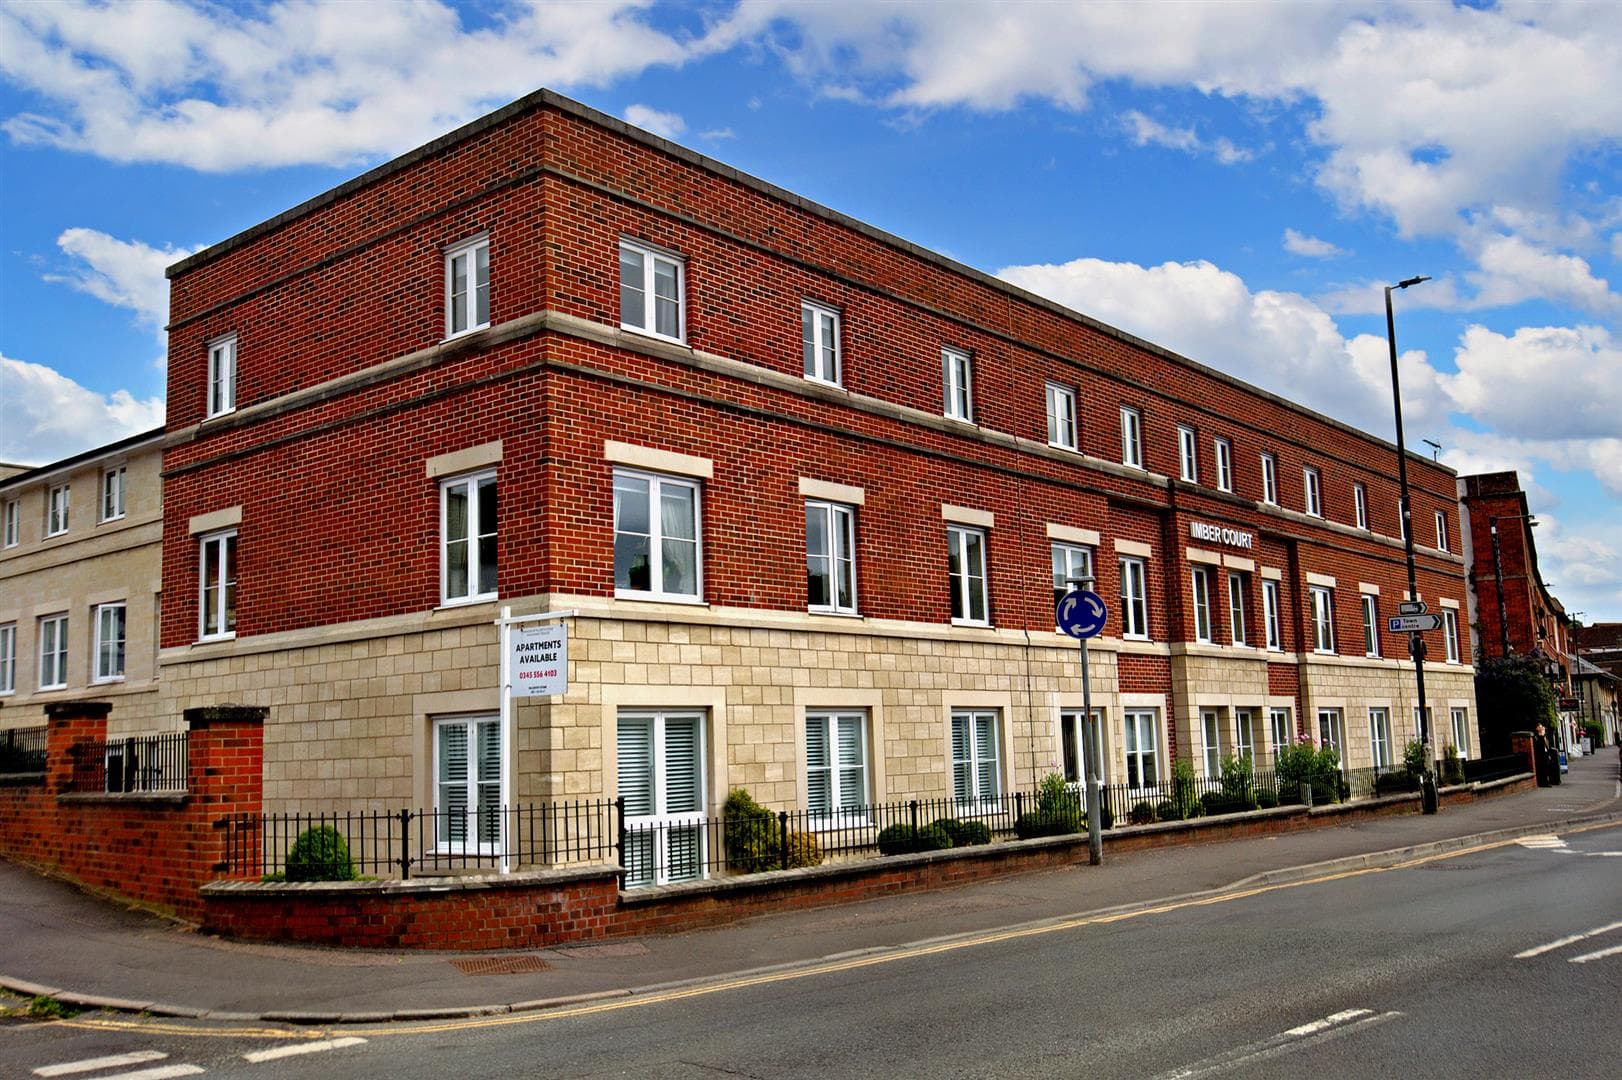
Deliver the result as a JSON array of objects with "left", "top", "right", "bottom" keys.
[{"left": 510, "top": 622, "right": 568, "bottom": 697}]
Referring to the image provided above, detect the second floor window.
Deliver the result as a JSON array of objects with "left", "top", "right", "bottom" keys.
[
  {"left": 442, "top": 472, "right": 497, "bottom": 605},
  {"left": 445, "top": 236, "right": 490, "bottom": 337},
  {"left": 802, "top": 301, "right": 841, "bottom": 385},
  {"left": 1443, "top": 608, "right": 1460, "bottom": 663},
  {"left": 3, "top": 500, "right": 16, "bottom": 547},
  {"left": 620, "top": 239, "right": 684, "bottom": 342},
  {"left": 1178, "top": 426, "right": 1198, "bottom": 483},
  {"left": 1228, "top": 571, "right": 1248, "bottom": 646},
  {"left": 1191, "top": 567, "right": 1213, "bottom": 643},
  {"left": 1260, "top": 453, "right": 1278, "bottom": 505},
  {"left": 47, "top": 484, "right": 69, "bottom": 537},
  {"left": 942, "top": 347, "right": 973, "bottom": 421},
  {"left": 94, "top": 602, "right": 126, "bottom": 682},
  {"left": 207, "top": 335, "right": 237, "bottom": 417},
  {"left": 101, "top": 466, "right": 126, "bottom": 522},
  {"left": 614, "top": 470, "right": 701, "bottom": 601},
  {"left": 1310, "top": 585, "right": 1335, "bottom": 653},
  {"left": 1051, "top": 542, "right": 1094, "bottom": 621},
  {"left": 1046, "top": 383, "right": 1077, "bottom": 450},
  {"left": 1361, "top": 594, "right": 1379, "bottom": 656},
  {"left": 806, "top": 500, "right": 857, "bottom": 614},
  {"left": 1303, "top": 467, "right": 1322, "bottom": 517},
  {"left": 1120, "top": 406, "right": 1142, "bottom": 468},
  {"left": 199, "top": 531, "right": 238, "bottom": 640},
  {"left": 947, "top": 525, "right": 989, "bottom": 625},
  {"left": 1263, "top": 578, "right": 1282, "bottom": 650},
  {"left": 1214, "top": 438, "right": 1232, "bottom": 492},
  {"left": 1119, "top": 556, "right": 1148, "bottom": 639},
  {"left": 1354, "top": 483, "right": 1368, "bottom": 530},
  {"left": 1434, "top": 510, "right": 1450, "bottom": 551}
]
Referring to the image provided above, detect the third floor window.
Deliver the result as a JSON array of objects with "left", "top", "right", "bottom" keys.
[
  {"left": 207, "top": 335, "right": 237, "bottom": 418},
  {"left": 802, "top": 301, "right": 841, "bottom": 385},
  {"left": 1046, "top": 383, "right": 1077, "bottom": 450},
  {"left": 445, "top": 236, "right": 490, "bottom": 338},
  {"left": 1120, "top": 406, "right": 1142, "bottom": 468},
  {"left": 942, "top": 347, "right": 973, "bottom": 422},
  {"left": 1178, "top": 426, "right": 1198, "bottom": 483},
  {"left": 620, "top": 239, "right": 684, "bottom": 343}
]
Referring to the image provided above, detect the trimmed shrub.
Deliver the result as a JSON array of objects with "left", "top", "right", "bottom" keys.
[
  {"left": 723, "top": 788, "right": 781, "bottom": 873},
  {"left": 1441, "top": 744, "right": 1465, "bottom": 786},
  {"left": 1402, "top": 739, "right": 1430, "bottom": 777},
  {"left": 1375, "top": 770, "right": 1422, "bottom": 795},
  {"left": 933, "top": 818, "right": 991, "bottom": 846},
  {"left": 1129, "top": 800, "right": 1157, "bottom": 825},
  {"left": 1015, "top": 810, "right": 1083, "bottom": 839},
  {"left": 784, "top": 831, "right": 824, "bottom": 869},
  {"left": 877, "top": 823, "right": 954, "bottom": 855},
  {"left": 913, "top": 823, "right": 953, "bottom": 851},
  {"left": 1155, "top": 799, "right": 1180, "bottom": 821},
  {"left": 285, "top": 825, "right": 357, "bottom": 882},
  {"left": 1170, "top": 759, "right": 1203, "bottom": 819}
]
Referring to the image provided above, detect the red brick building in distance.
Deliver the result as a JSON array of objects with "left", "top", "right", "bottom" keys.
[{"left": 156, "top": 89, "right": 1478, "bottom": 885}]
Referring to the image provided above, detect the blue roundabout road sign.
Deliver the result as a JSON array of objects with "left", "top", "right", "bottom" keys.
[{"left": 1057, "top": 589, "right": 1109, "bottom": 639}]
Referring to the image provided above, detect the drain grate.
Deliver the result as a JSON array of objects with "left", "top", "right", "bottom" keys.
[{"left": 450, "top": 955, "right": 551, "bottom": 976}]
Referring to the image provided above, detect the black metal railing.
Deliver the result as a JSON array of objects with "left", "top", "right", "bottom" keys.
[
  {"left": 1463, "top": 752, "right": 1531, "bottom": 784},
  {"left": 70, "top": 732, "right": 188, "bottom": 793},
  {"left": 0, "top": 727, "right": 46, "bottom": 773},
  {"left": 218, "top": 799, "right": 619, "bottom": 880}
]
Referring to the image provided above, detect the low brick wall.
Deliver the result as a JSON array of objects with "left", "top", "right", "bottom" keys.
[{"left": 198, "top": 773, "right": 1535, "bottom": 950}]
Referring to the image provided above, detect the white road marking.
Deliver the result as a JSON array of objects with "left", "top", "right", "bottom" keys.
[
  {"left": 1152, "top": 1009, "right": 1401, "bottom": 1079},
  {"left": 1515, "top": 920, "right": 1622, "bottom": 959},
  {"left": 34, "top": 1051, "right": 169, "bottom": 1076},
  {"left": 97, "top": 1068, "right": 203, "bottom": 1080},
  {"left": 1515, "top": 835, "right": 1567, "bottom": 849},
  {"left": 1569, "top": 943, "right": 1622, "bottom": 964},
  {"left": 242, "top": 1036, "right": 367, "bottom": 1064}
]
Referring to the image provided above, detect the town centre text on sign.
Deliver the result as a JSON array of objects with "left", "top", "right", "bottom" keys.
[
  {"left": 510, "top": 623, "right": 568, "bottom": 697},
  {"left": 1188, "top": 521, "right": 1255, "bottom": 549}
]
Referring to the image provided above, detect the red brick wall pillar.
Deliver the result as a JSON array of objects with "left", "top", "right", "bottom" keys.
[
  {"left": 44, "top": 701, "right": 112, "bottom": 795},
  {"left": 1510, "top": 730, "right": 1536, "bottom": 778},
  {"left": 184, "top": 705, "right": 266, "bottom": 883}
]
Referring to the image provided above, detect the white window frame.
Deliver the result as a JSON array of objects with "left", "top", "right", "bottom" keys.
[
  {"left": 2, "top": 499, "right": 16, "bottom": 548},
  {"left": 1191, "top": 567, "right": 1213, "bottom": 644},
  {"left": 947, "top": 525, "right": 990, "bottom": 627},
  {"left": 1434, "top": 509, "right": 1449, "bottom": 552},
  {"left": 1124, "top": 709, "right": 1160, "bottom": 790},
  {"left": 1354, "top": 483, "right": 1368, "bottom": 530},
  {"left": 207, "top": 335, "right": 237, "bottom": 418},
  {"left": 1051, "top": 542, "right": 1094, "bottom": 626},
  {"left": 1443, "top": 609, "right": 1460, "bottom": 664},
  {"left": 806, "top": 499, "right": 858, "bottom": 615},
  {"left": 1450, "top": 708, "right": 1471, "bottom": 758},
  {"left": 444, "top": 235, "right": 491, "bottom": 339},
  {"left": 1213, "top": 437, "right": 1233, "bottom": 492},
  {"left": 1310, "top": 585, "right": 1335, "bottom": 653},
  {"left": 0, "top": 623, "right": 15, "bottom": 694},
  {"left": 93, "top": 602, "right": 126, "bottom": 683},
  {"left": 1399, "top": 499, "right": 1409, "bottom": 541},
  {"left": 198, "top": 530, "right": 237, "bottom": 641},
  {"left": 1361, "top": 594, "right": 1380, "bottom": 657},
  {"left": 1263, "top": 579, "right": 1282, "bottom": 651},
  {"left": 46, "top": 484, "right": 69, "bottom": 537},
  {"left": 440, "top": 470, "right": 498, "bottom": 606},
  {"left": 1235, "top": 709, "right": 1255, "bottom": 762},
  {"left": 1228, "top": 571, "right": 1248, "bottom": 647},
  {"left": 619, "top": 238, "right": 686, "bottom": 344},
  {"left": 619, "top": 710, "right": 707, "bottom": 887},
  {"left": 1317, "top": 708, "right": 1345, "bottom": 771},
  {"left": 806, "top": 710, "right": 868, "bottom": 824},
  {"left": 951, "top": 709, "right": 1002, "bottom": 810},
  {"left": 1260, "top": 453, "right": 1278, "bottom": 505},
  {"left": 1369, "top": 708, "right": 1392, "bottom": 770},
  {"left": 1201, "top": 709, "right": 1223, "bottom": 777},
  {"left": 432, "top": 714, "right": 503, "bottom": 855},
  {"left": 1059, "top": 708, "right": 1105, "bottom": 786},
  {"left": 614, "top": 469, "right": 703, "bottom": 603},
  {"left": 942, "top": 347, "right": 973, "bottom": 422},
  {"left": 39, "top": 613, "right": 68, "bottom": 690},
  {"left": 802, "top": 300, "right": 841, "bottom": 386},
  {"left": 1120, "top": 406, "right": 1143, "bottom": 468},
  {"left": 1119, "top": 556, "right": 1149, "bottom": 639},
  {"left": 1269, "top": 707, "right": 1293, "bottom": 758},
  {"left": 100, "top": 466, "right": 126, "bottom": 523},
  {"left": 1046, "top": 382, "right": 1077, "bottom": 450},
  {"left": 1178, "top": 425, "right": 1198, "bottom": 483},
  {"left": 1303, "top": 466, "right": 1322, "bottom": 517}
]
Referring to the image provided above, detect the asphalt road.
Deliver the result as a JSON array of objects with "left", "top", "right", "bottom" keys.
[{"left": 7, "top": 821, "right": 1619, "bottom": 1079}]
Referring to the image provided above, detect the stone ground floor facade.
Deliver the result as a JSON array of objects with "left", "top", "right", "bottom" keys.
[{"left": 152, "top": 592, "right": 1479, "bottom": 819}]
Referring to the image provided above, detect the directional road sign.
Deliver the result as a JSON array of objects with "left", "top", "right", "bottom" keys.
[
  {"left": 1057, "top": 589, "right": 1109, "bottom": 639},
  {"left": 1388, "top": 614, "right": 1443, "bottom": 633},
  {"left": 1397, "top": 601, "right": 1428, "bottom": 616}
]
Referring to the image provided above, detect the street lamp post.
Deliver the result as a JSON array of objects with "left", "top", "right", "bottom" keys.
[{"left": 1384, "top": 275, "right": 1437, "bottom": 812}]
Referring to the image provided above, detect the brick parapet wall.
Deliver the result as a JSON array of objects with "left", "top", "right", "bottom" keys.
[{"left": 199, "top": 772, "right": 1535, "bottom": 950}]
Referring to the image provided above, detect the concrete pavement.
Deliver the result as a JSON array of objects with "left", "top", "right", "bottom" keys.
[{"left": 3, "top": 750, "right": 1617, "bottom": 1025}]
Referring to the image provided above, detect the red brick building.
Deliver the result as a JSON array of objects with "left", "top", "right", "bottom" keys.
[{"left": 155, "top": 90, "right": 1477, "bottom": 883}]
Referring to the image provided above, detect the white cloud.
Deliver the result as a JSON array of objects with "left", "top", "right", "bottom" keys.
[
  {"left": 0, "top": 354, "right": 165, "bottom": 465},
  {"left": 1283, "top": 229, "right": 1344, "bottom": 258},
  {"left": 47, "top": 228, "right": 200, "bottom": 336},
  {"left": 1444, "top": 324, "right": 1622, "bottom": 442},
  {"left": 1122, "top": 110, "right": 1253, "bottom": 165},
  {"left": 1462, "top": 234, "right": 1619, "bottom": 315},
  {"left": 623, "top": 104, "right": 686, "bottom": 140}
]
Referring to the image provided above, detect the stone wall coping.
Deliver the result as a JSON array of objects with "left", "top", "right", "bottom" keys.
[
  {"left": 200, "top": 863, "right": 621, "bottom": 898},
  {"left": 57, "top": 792, "right": 188, "bottom": 807},
  {"left": 45, "top": 702, "right": 114, "bottom": 721},
  {"left": 185, "top": 706, "right": 269, "bottom": 729}
]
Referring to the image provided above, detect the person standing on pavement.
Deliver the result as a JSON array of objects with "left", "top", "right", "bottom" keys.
[{"left": 1533, "top": 723, "right": 1556, "bottom": 786}]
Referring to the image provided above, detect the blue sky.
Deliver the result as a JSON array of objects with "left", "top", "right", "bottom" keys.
[{"left": 1, "top": 1, "right": 1618, "bottom": 622}]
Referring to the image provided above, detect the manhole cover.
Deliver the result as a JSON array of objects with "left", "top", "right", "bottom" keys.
[{"left": 449, "top": 955, "right": 551, "bottom": 976}]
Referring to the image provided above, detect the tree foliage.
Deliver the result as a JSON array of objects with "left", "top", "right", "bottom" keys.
[{"left": 1474, "top": 654, "right": 1558, "bottom": 756}]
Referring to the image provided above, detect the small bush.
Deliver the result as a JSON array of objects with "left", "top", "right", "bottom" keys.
[
  {"left": 1375, "top": 770, "right": 1421, "bottom": 795},
  {"left": 784, "top": 831, "right": 824, "bottom": 869},
  {"left": 1155, "top": 798, "right": 1181, "bottom": 821},
  {"left": 285, "top": 825, "right": 357, "bottom": 882},
  {"left": 933, "top": 817, "right": 991, "bottom": 846},
  {"left": 877, "top": 822, "right": 954, "bottom": 855},
  {"left": 1402, "top": 739, "right": 1430, "bottom": 778},
  {"left": 913, "top": 823, "right": 953, "bottom": 851},
  {"left": 723, "top": 788, "right": 781, "bottom": 873},
  {"left": 1170, "top": 759, "right": 1202, "bottom": 819},
  {"left": 1441, "top": 744, "right": 1465, "bottom": 786},
  {"left": 1129, "top": 800, "right": 1157, "bottom": 825},
  {"left": 1256, "top": 787, "right": 1279, "bottom": 810},
  {"left": 1015, "top": 810, "right": 1083, "bottom": 839}
]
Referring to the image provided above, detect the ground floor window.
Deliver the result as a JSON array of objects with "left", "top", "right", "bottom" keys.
[
  {"left": 951, "top": 709, "right": 1001, "bottom": 809},
  {"left": 1450, "top": 708, "right": 1472, "bottom": 758},
  {"left": 1369, "top": 708, "right": 1393, "bottom": 770},
  {"left": 807, "top": 711, "right": 868, "bottom": 822},
  {"left": 1124, "top": 710, "right": 1159, "bottom": 789},
  {"left": 1317, "top": 708, "right": 1345, "bottom": 772},
  {"left": 619, "top": 710, "right": 705, "bottom": 887},
  {"left": 1234, "top": 709, "right": 1255, "bottom": 761},
  {"left": 1060, "top": 709, "right": 1104, "bottom": 784},
  {"left": 433, "top": 715, "right": 501, "bottom": 852},
  {"left": 1269, "top": 707, "right": 1293, "bottom": 758},
  {"left": 1201, "top": 709, "right": 1223, "bottom": 777}
]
